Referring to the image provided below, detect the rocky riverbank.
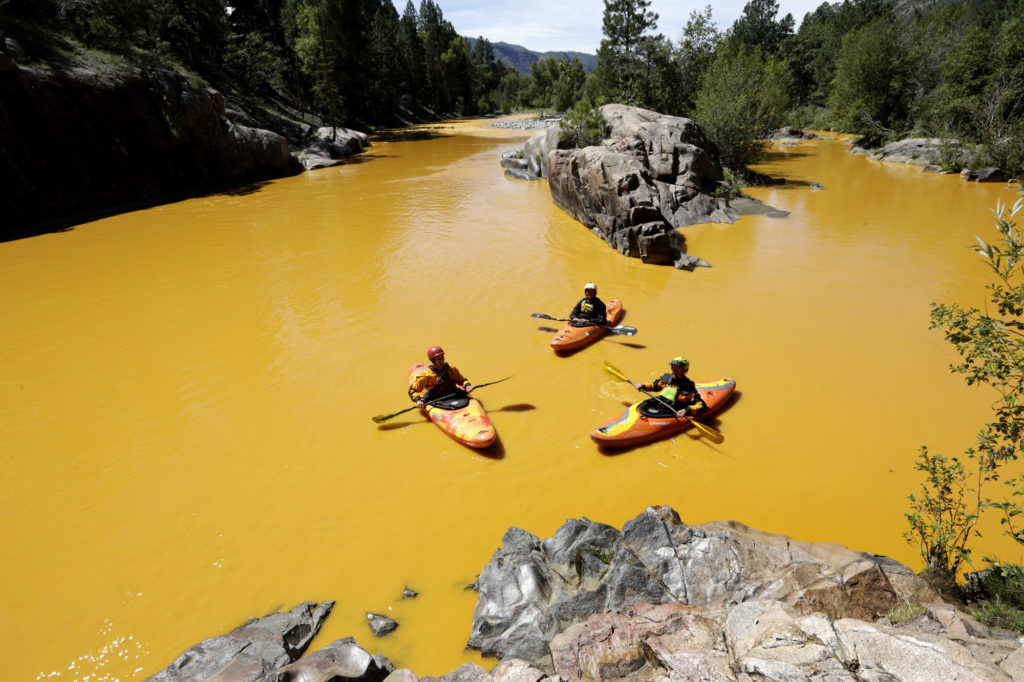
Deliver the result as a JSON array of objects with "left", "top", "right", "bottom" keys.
[
  {"left": 489, "top": 114, "right": 562, "bottom": 131},
  {"left": 0, "top": 39, "right": 370, "bottom": 241},
  {"left": 144, "top": 506, "right": 1024, "bottom": 682}
]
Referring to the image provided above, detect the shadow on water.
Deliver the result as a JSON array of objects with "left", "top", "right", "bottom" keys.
[
  {"left": 759, "top": 149, "right": 816, "bottom": 162},
  {"left": 372, "top": 128, "right": 447, "bottom": 143},
  {"left": 476, "top": 437, "right": 506, "bottom": 459},
  {"left": 757, "top": 178, "right": 824, "bottom": 190},
  {"left": 3, "top": 177, "right": 279, "bottom": 243},
  {"left": 213, "top": 180, "right": 274, "bottom": 197},
  {"left": 376, "top": 418, "right": 422, "bottom": 431},
  {"left": 490, "top": 403, "right": 536, "bottom": 413},
  {"left": 609, "top": 340, "right": 646, "bottom": 349}
]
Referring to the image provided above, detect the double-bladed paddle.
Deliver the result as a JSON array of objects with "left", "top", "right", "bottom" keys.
[
  {"left": 530, "top": 313, "right": 638, "bottom": 336},
  {"left": 602, "top": 360, "right": 724, "bottom": 443},
  {"left": 371, "top": 375, "right": 514, "bottom": 424}
]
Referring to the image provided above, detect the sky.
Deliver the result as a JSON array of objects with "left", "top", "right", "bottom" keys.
[{"left": 390, "top": 0, "right": 827, "bottom": 54}]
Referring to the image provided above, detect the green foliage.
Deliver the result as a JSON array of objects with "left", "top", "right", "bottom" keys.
[
  {"left": 224, "top": 31, "right": 287, "bottom": 94},
  {"left": 828, "top": 18, "right": 912, "bottom": 142},
  {"left": 904, "top": 447, "right": 979, "bottom": 575},
  {"left": 559, "top": 97, "right": 607, "bottom": 148},
  {"left": 971, "top": 598, "right": 1024, "bottom": 632},
  {"left": 592, "top": 0, "right": 661, "bottom": 106},
  {"left": 727, "top": 0, "right": 794, "bottom": 58},
  {"left": 674, "top": 5, "right": 720, "bottom": 113},
  {"left": 781, "top": 0, "right": 893, "bottom": 110},
  {"left": 905, "top": 196, "right": 1024, "bottom": 578},
  {"left": 8, "top": 0, "right": 1022, "bottom": 150},
  {"left": 965, "top": 563, "right": 1024, "bottom": 632},
  {"left": 523, "top": 57, "right": 586, "bottom": 111},
  {"left": 783, "top": 104, "right": 833, "bottom": 130},
  {"left": 692, "top": 43, "right": 791, "bottom": 168}
]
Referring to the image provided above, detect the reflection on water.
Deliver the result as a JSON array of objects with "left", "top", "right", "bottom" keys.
[{"left": 1, "top": 118, "right": 1022, "bottom": 680}]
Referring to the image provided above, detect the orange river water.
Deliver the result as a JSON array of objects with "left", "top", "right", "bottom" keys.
[{"left": 2, "top": 116, "right": 1023, "bottom": 681}]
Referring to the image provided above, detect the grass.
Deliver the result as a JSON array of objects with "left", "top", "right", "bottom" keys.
[
  {"left": 970, "top": 598, "right": 1024, "bottom": 632},
  {"left": 886, "top": 599, "right": 927, "bottom": 624}
]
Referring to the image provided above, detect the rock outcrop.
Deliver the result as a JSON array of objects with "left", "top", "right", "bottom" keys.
[
  {"left": 292, "top": 126, "right": 371, "bottom": 171},
  {"left": 457, "top": 506, "right": 1024, "bottom": 681},
  {"left": 512, "top": 104, "right": 783, "bottom": 270},
  {"left": 145, "top": 601, "right": 336, "bottom": 681},
  {"left": 141, "top": 508, "right": 1024, "bottom": 682},
  {"left": 467, "top": 506, "right": 936, "bottom": 667},
  {"left": 769, "top": 126, "right": 822, "bottom": 140},
  {"left": 0, "top": 38, "right": 377, "bottom": 240},
  {"left": 545, "top": 599, "right": 1024, "bottom": 682},
  {"left": 0, "top": 48, "right": 300, "bottom": 239}
]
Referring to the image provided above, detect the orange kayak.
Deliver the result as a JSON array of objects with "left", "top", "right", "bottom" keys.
[
  {"left": 408, "top": 363, "right": 496, "bottom": 449},
  {"left": 590, "top": 378, "right": 736, "bottom": 447},
  {"left": 550, "top": 299, "right": 623, "bottom": 352}
]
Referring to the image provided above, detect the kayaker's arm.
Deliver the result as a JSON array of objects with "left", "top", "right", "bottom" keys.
[
  {"left": 568, "top": 298, "right": 584, "bottom": 324},
  {"left": 410, "top": 370, "right": 440, "bottom": 406},
  {"left": 639, "top": 378, "right": 663, "bottom": 392},
  {"left": 447, "top": 366, "right": 472, "bottom": 394}
]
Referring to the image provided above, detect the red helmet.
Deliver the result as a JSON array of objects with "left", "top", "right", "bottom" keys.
[{"left": 427, "top": 346, "right": 445, "bottom": 359}]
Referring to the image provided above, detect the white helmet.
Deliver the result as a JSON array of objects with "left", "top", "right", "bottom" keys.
[{"left": 584, "top": 282, "right": 597, "bottom": 291}]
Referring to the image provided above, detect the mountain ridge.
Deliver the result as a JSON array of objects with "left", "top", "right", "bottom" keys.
[{"left": 466, "top": 37, "right": 597, "bottom": 75}]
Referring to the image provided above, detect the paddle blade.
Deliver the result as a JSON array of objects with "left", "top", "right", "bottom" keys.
[
  {"left": 690, "top": 419, "right": 724, "bottom": 444},
  {"left": 531, "top": 313, "right": 557, "bottom": 320},
  {"left": 607, "top": 325, "right": 638, "bottom": 336},
  {"left": 603, "top": 360, "right": 629, "bottom": 383},
  {"left": 371, "top": 405, "right": 416, "bottom": 423}
]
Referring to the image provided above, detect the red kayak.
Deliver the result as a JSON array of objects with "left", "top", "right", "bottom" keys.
[
  {"left": 408, "top": 363, "right": 496, "bottom": 448},
  {"left": 590, "top": 378, "right": 736, "bottom": 447},
  {"left": 550, "top": 299, "right": 623, "bottom": 352}
]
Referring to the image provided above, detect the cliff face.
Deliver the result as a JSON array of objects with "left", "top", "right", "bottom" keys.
[{"left": 0, "top": 49, "right": 295, "bottom": 240}]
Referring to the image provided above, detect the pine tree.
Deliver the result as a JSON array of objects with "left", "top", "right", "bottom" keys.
[
  {"left": 729, "top": 0, "right": 794, "bottom": 58},
  {"left": 593, "top": 0, "right": 661, "bottom": 105}
]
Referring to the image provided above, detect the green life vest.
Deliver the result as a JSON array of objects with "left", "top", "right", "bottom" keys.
[{"left": 658, "top": 385, "right": 678, "bottom": 402}]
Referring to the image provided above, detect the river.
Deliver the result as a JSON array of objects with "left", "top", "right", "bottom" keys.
[{"left": 2, "top": 117, "right": 1021, "bottom": 681}]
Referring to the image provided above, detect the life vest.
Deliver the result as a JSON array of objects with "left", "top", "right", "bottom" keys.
[{"left": 658, "top": 385, "right": 679, "bottom": 402}]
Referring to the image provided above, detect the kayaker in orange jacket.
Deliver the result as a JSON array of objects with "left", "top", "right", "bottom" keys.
[
  {"left": 639, "top": 356, "right": 706, "bottom": 419},
  {"left": 409, "top": 346, "right": 474, "bottom": 407},
  {"left": 569, "top": 282, "right": 607, "bottom": 327}
]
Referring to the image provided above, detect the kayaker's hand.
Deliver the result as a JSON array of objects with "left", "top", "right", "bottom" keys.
[
  {"left": 416, "top": 398, "right": 425, "bottom": 407},
  {"left": 676, "top": 408, "right": 689, "bottom": 419},
  {"left": 464, "top": 384, "right": 474, "bottom": 394}
]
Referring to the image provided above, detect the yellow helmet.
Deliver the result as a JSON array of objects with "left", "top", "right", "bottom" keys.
[{"left": 670, "top": 356, "right": 689, "bottom": 371}]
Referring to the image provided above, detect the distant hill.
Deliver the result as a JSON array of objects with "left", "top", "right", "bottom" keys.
[{"left": 466, "top": 38, "right": 598, "bottom": 76}]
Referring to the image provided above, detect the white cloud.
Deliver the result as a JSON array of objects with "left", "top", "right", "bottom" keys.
[{"left": 392, "top": 0, "right": 825, "bottom": 53}]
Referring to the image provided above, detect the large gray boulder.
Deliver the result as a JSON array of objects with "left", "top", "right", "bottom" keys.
[
  {"left": 145, "top": 601, "right": 334, "bottom": 682},
  {"left": 467, "top": 506, "right": 936, "bottom": 669},
  {"left": 539, "top": 104, "right": 754, "bottom": 269},
  {"left": 292, "top": 126, "right": 371, "bottom": 170}
]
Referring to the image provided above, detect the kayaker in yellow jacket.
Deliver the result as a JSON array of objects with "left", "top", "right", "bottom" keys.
[
  {"left": 409, "top": 346, "right": 474, "bottom": 407},
  {"left": 569, "top": 282, "right": 608, "bottom": 327},
  {"left": 639, "top": 357, "right": 706, "bottom": 419}
]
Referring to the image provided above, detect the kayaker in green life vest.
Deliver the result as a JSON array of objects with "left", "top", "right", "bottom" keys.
[
  {"left": 639, "top": 356, "right": 706, "bottom": 419},
  {"left": 569, "top": 282, "right": 608, "bottom": 328}
]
